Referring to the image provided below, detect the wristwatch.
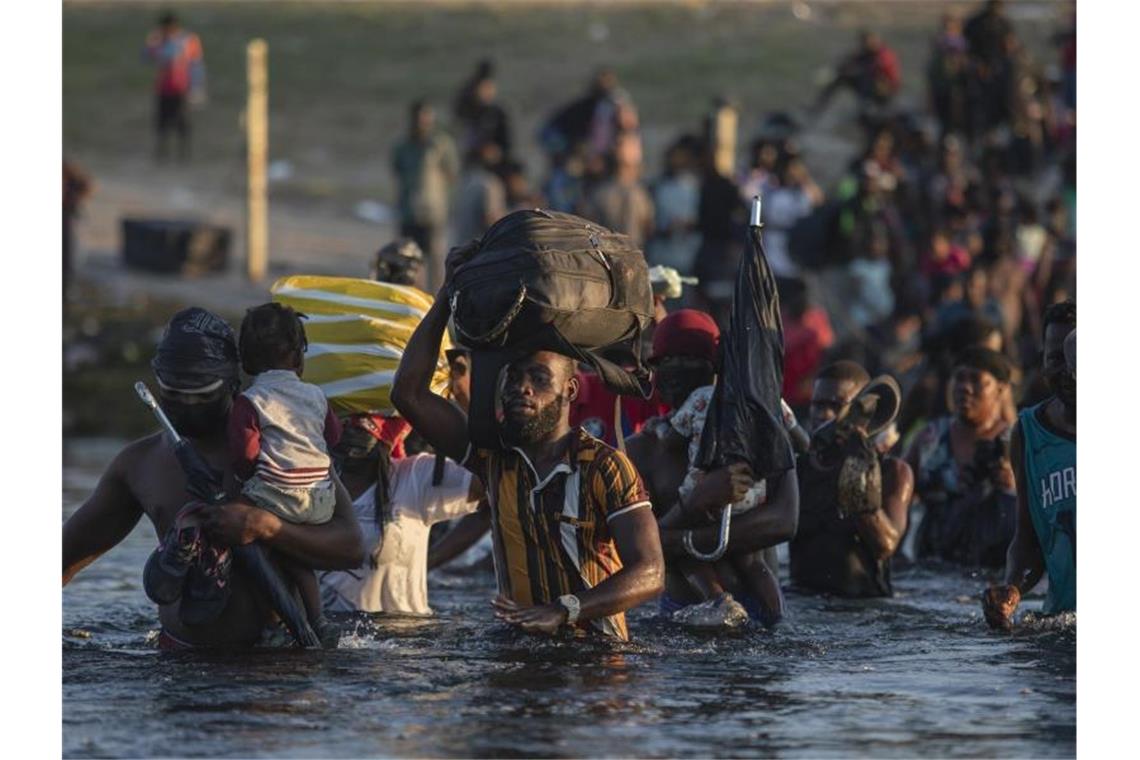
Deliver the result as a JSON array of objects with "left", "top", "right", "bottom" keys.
[{"left": 557, "top": 594, "right": 581, "bottom": 625}]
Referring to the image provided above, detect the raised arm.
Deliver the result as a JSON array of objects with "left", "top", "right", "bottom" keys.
[
  {"left": 203, "top": 471, "right": 364, "bottom": 571},
  {"left": 983, "top": 423, "right": 1044, "bottom": 630},
  {"left": 851, "top": 457, "right": 914, "bottom": 561},
  {"left": 390, "top": 294, "right": 471, "bottom": 463},
  {"left": 63, "top": 447, "right": 145, "bottom": 586}
]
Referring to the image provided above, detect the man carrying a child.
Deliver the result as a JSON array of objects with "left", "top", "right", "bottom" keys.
[{"left": 63, "top": 307, "right": 364, "bottom": 650}]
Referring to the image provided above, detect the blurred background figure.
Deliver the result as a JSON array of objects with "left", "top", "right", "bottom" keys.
[
  {"left": 780, "top": 277, "right": 835, "bottom": 417},
  {"left": 63, "top": 160, "right": 93, "bottom": 302},
  {"left": 452, "top": 59, "right": 511, "bottom": 169},
  {"left": 143, "top": 11, "right": 204, "bottom": 162},
  {"left": 453, "top": 140, "right": 507, "bottom": 245},
  {"left": 762, "top": 155, "right": 824, "bottom": 278},
  {"left": 540, "top": 68, "right": 636, "bottom": 164},
  {"left": 812, "top": 29, "right": 901, "bottom": 129},
  {"left": 927, "top": 13, "right": 974, "bottom": 143},
  {"left": 391, "top": 101, "right": 458, "bottom": 291},
  {"left": 371, "top": 238, "right": 425, "bottom": 289},
  {"left": 648, "top": 135, "right": 702, "bottom": 275},
  {"left": 501, "top": 159, "right": 545, "bottom": 212},
  {"left": 580, "top": 130, "right": 654, "bottom": 248}
]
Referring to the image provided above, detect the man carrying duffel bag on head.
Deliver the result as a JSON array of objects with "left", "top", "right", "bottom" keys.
[{"left": 391, "top": 220, "right": 665, "bottom": 642}]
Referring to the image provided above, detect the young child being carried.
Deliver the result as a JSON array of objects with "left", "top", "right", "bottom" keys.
[{"left": 229, "top": 303, "right": 342, "bottom": 646}]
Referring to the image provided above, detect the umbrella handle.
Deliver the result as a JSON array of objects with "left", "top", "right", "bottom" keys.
[
  {"left": 134, "top": 381, "right": 183, "bottom": 445},
  {"left": 683, "top": 506, "right": 732, "bottom": 562}
]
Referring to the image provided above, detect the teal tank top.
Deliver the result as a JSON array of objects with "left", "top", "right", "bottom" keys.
[{"left": 1018, "top": 403, "right": 1076, "bottom": 614}]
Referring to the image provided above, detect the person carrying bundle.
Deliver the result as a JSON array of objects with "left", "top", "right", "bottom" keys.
[{"left": 392, "top": 210, "right": 665, "bottom": 641}]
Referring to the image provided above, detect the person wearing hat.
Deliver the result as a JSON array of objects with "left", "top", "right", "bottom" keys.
[
  {"left": 63, "top": 307, "right": 365, "bottom": 650},
  {"left": 624, "top": 309, "right": 800, "bottom": 627},
  {"left": 569, "top": 269, "right": 697, "bottom": 447},
  {"left": 789, "top": 361, "right": 915, "bottom": 598},
  {"left": 904, "top": 346, "right": 1017, "bottom": 567},
  {"left": 371, "top": 237, "right": 426, "bottom": 289}
]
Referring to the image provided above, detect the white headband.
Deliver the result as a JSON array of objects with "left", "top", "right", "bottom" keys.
[{"left": 155, "top": 376, "right": 226, "bottom": 395}]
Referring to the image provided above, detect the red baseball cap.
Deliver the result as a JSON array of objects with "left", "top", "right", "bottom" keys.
[{"left": 649, "top": 309, "right": 720, "bottom": 364}]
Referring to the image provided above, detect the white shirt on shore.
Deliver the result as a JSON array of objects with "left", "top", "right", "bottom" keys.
[{"left": 319, "top": 453, "right": 478, "bottom": 615}]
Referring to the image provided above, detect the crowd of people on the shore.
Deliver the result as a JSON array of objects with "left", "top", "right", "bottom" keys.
[{"left": 63, "top": 1, "right": 1076, "bottom": 649}]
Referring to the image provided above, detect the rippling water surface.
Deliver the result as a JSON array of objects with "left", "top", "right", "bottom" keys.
[{"left": 63, "top": 439, "right": 1075, "bottom": 758}]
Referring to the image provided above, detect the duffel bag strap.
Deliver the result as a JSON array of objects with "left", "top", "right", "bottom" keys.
[
  {"left": 541, "top": 322, "right": 654, "bottom": 400},
  {"left": 467, "top": 348, "right": 513, "bottom": 450},
  {"left": 581, "top": 347, "right": 653, "bottom": 399},
  {"left": 451, "top": 283, "right": 528, "bottom": 347},
  {"left": 612, "top": 395, "right": 627, "bottom": 453}
]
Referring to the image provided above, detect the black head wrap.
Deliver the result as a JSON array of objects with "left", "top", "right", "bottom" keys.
[
  {"left": 151, "top": 307, "right": 240, "bottom": 393},
  {"left": 953, "top": 346, "right": 1012, "bottom": 384}
]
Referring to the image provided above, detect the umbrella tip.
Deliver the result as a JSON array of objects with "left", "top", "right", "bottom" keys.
[{"left": 750, "top": 195, "right": 763, "bottom": 228}]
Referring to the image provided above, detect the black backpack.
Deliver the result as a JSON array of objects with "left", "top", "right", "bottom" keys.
[{"left": 448, "top": 209, "right": 654, "bottom": 448}]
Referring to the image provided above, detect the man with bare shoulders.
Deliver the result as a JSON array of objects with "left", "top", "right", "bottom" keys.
[
  {"left": 625, "top": 310, "right": 799, "bottom": 626},
  {"left": 983, "top": 302, "right": 1075, "bottom": 629},
  {"left": 63, "top": 308, "right": 364, "bottom": 650},
  {"left": 391, "top": 256, "right": 664, "bottom": 641},
  {"left": 789, "top": 361, "right": 914, "bottom": 597}
]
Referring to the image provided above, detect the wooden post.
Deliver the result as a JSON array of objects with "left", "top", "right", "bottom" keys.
[
  {"left": 246, "top": 39, "right": 268, "bottom": 282},
  {"left": 711, "top": 100, "right": 738, "bottom": 179}
]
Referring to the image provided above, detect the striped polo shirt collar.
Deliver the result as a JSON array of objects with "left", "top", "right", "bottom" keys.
[{"left": 509, "top": 427, "right": 592, "bottom": 488}]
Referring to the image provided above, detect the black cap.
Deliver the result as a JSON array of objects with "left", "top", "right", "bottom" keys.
[{"left": 151, "top": 307, "right": 240, "bottom": 393}]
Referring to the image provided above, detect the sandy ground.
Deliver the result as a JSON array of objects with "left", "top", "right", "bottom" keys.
[
  {"left": 72, "top": 159, "right": 396, "bottom": 315},
  {"left": 64, "top": 1, "right": 1065, "bottom": 314}
]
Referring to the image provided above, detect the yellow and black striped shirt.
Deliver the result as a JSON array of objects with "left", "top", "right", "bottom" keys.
[{"left": 464, "top": 427, "right": 651, "bottom": 641}]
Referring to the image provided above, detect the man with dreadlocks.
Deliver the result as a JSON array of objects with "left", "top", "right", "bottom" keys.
[
  {"left": 318, "top": 355, "right": 483, "bottom": 615},
  {"left": 228, "top": 303, "right": 344, "bottom": 643}
]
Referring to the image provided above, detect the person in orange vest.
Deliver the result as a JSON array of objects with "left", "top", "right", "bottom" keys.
[{"left": 144, "top": 12, "right": 205, "bottom": 161}]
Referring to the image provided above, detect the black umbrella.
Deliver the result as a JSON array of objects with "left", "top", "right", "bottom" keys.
[
  {"left": 135, "top": 382, "right": 321, "bottom": 649},
  {"left": 687, "top": 197, "right": 796, "bottom": 560}
]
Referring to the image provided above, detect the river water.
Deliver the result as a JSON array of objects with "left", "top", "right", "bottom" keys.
[{"left": 63, "top": 438, "right": 1075, "bottom": 758}]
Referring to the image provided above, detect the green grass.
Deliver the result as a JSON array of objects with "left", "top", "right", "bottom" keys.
[{"left": 64, "top": 0, "right": 1064, "bottom": 201}]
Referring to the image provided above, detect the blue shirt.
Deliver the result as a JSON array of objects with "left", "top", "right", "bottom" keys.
[{"left": 1018, "top": 403, "right": 1076, "bottom": 614}]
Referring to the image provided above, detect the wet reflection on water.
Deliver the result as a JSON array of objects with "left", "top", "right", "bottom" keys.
[{"left": 64, "top": 439, "right": 1074, "bottom": 758}]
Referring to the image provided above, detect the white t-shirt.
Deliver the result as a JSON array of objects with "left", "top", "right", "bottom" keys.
[{"left": 318, "top": 454, "right": 478, "bottom": 615}]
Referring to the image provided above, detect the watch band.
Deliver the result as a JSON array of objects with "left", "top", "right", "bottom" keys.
[{"left": 558, "top": 594, "right": 581, "bottom": 625}]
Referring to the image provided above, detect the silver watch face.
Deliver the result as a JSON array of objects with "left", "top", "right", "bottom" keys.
[{"left": 559, "top": 594, "right": 580, "bottom": 622}]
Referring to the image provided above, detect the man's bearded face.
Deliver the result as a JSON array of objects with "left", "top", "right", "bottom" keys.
[
  {"left": 501, "top": 392, "right": 566, "bottom": 446},
  {"left": 499, "top": 353, "right": 572, "bottom": 446}
]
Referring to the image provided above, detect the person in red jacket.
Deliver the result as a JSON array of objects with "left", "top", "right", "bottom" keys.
[
  {"left": 144, "top": 12, "right": 205, "bottom": 161},
  {"left": 813, "top": 30, "right": 902, "bottom": 120}
]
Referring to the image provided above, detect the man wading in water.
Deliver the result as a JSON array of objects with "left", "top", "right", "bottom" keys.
[
  {"left": 625, "top": 310, "right": 799, "bottom": 626},
  {"left": 983, "top": 301, "right": 1076, "bottom": 629},
  {"left": 789, "top": 361, "right": 914, "bottom": 598},
  {"left": 62, "top": 308, "right": 364, "bottom": 649},
  {"left": 392, "top": 258, "right": 664, "bottom": 641}
]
